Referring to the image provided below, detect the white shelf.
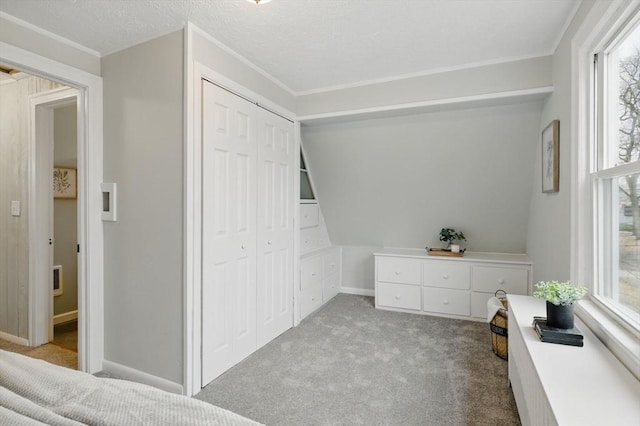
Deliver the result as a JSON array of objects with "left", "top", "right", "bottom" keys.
[{"left": 298, "top": 86, "right": 553, "bottom": 126}]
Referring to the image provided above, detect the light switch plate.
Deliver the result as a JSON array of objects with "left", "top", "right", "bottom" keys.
[{"left": 11, "top": 201, "right": 20, "bottom": 217}]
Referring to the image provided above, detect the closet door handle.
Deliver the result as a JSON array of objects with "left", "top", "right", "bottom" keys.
[{"left": 241, "top": 244, "right": 246, "bottom": 250}]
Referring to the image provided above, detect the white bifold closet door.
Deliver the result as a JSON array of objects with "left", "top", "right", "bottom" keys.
[
  {"left": 201, "top": 80, "right": 294, "bottom": 386},
  {"left": 256, "top": 108, "right": 294, "bottom": 349}
]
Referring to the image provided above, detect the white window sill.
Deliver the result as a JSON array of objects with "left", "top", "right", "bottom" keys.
[{"left": 576, "top": 299, "right": 640, "bottom": 381}]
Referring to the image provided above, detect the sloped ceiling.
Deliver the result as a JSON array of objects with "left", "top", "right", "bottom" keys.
[{"left": 0, "top": 0, "right": 580, "bottom": 93}]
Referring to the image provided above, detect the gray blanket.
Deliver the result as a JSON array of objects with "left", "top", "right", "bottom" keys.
[{"left": 0, "top": 349, "right": 261, "bottom": 426}]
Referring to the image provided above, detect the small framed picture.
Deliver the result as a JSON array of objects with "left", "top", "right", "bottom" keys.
[
  {"left": 542, "top": 120, "right": 559, "bottom": 193},
  {"left": 54, "top": 166, "right": 77, "bottom": 199}
]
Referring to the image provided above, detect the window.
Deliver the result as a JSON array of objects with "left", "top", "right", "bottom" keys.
[
  {"left": 300, "top": 150, "right": 315, "bottom": 201},
  {"left": 593, "top": 15, "right": 640, "bottom": 331}
]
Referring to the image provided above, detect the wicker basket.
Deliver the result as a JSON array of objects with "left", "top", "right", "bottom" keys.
[{"left": 490, "top": 290, "right": 508, "bottom": 360}]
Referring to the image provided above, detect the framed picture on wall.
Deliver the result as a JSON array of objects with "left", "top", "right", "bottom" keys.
[
  {"left": 53, "top": 166, "right": 77, "bottom": 199},
  {"left": 542, "top": 120, "right": 560, "bottom": 193}
]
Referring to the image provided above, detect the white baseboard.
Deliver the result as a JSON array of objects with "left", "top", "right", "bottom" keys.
[
  {"left": 0, "top": 331, "right": 30, "bottom": 346},
  {"left": 102, "top": 359, "right": 184, "bottom": 395},
  {"left": 53, "top": 310, "right": 78, "bottom": 325},
  {"left": 340, "top": 286, "right": 374, "bottom": 297}
]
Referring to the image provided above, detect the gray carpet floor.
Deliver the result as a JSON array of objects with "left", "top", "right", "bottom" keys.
[{"left": 196, "top": 294, "right": 521, "bottom": 426}]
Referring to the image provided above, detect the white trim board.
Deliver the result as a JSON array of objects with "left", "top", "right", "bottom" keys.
[
  {"left": 0, "top": 41, "right": 104, "bottom": 375},
  {"left": 102, "top": 360, "right": 183, "bottom": 395},
  {"left": 0, "top": 331, "right": 30, "bottom": 346},
  {"left": 53, "top": 310, "right": 78, "bottom": 326}
]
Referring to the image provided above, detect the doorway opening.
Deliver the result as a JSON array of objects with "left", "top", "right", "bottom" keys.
[
  {"left": 0, "top": 41, "right": 104, "bottom": 374},
  {"left": 0, "top": 67, "right": 79, "bottom": 369}
]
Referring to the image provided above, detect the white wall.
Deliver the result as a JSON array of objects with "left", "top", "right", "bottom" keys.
[
  {"left": 303, "top": 101, "right": 542, "bottom": 290},
  {"left": 53, "top": 104, "right": 78, "bottom": 317},
  {"left": 102, "top": 30, "right": 184, "bottom": 385},
  {"left": 526, "top": 1, "right": 598, "bottom": 283},
  {"left": 0, "top": 76, "right": 63, "bottom": 340},
  {"left": 0, "top": 15, "right": 100, "bottom": 76}
]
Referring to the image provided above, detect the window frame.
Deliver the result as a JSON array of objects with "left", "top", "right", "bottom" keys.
[
  {"left": 573, "top": 0, "right": 640, "bottom": 380},
  {"left": 591, "top": 10, "right": 640, "bottom": 335}
]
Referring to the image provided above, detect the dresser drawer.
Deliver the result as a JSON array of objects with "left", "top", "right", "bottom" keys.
[
  {"left": 300, "top": 256, "right": 322, "bottom": 290},
  {"left": 423, "top": 287, "right": 470, "bottom": 316},
  {"left": 377, "top": 257, "right": 421, "bottom": 285},
  {"left": 300, "top": 282, "right": 323, "bottom": 319},
  {"left": 376, "top": 282, "right": 421, "bottom": 311},
  {"left": 323, "top": 250, "right": 341, "bottom": 277},
  {"left": 471, "top": 266, "right": 528, "bottom": 294},
  {"left": 423, "top": 260, "right": 470, "bottom": 289},
  {"left": 323, "top": 273, "right": 340, "bottom": 302},
  {"left": 300, "top": 203, "right": 319, "bottom": 229}
]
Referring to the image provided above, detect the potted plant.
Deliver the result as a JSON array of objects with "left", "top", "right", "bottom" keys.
[
  {"left": 533, "top": 280, "right": 587, "bottom": 329},
  {"left": 439, "top": 228, "right": 466, "bottom": 252}
]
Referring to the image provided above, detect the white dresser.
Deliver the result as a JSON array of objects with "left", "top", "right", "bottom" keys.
[
  {"left": 374, "top": 248, "right": 531, "bottom": 320},
  {"left": 300, "top": 246, "right": 342, "bottom": 320}
]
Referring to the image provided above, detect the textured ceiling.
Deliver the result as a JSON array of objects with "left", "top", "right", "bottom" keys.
[{"left": 0, "top": 0, "right": 581, "bottom": 94}]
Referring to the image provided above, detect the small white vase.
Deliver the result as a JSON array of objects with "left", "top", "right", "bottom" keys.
[{"left": 450, "top": 244, "right": 460, "bottom": 253}]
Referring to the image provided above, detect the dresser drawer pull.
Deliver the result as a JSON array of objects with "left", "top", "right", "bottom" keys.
[
  {"left": 311, "top": 272, "right": 316, "bottom": 277},
  {"left": 395, "top": 295, "right": 401, "bottom": 300},
  {"left": 443, "top": 299, "right": 449, "bottom": 305},
  {"left": 395, "top": 271, "right": 401, "bottom": 275},
  {"left": 442, "top": 274, "right": 449, "bottom": 280},
  {"left": 498, "top": 278, "right": 505, "bottom": 284}
]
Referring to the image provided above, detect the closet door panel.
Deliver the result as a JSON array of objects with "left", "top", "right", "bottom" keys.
[
  {"left": 202, "top": 80, "right": 257, "bottom": 385},
  {"left": 256, "top": 109, "right": 294, "bottom": 348}
]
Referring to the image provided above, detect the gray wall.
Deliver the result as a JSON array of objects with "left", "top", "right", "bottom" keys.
[
  {"left": 0, "top": 15, "right": 100, "bottom": 76},
  {"left": 526, "top": 1, "right": 597, "bottom": 283},
  {"left": 102, "top": 30, "right": 184, "bottom": 385},
  {"left": 0, "top": 76, "right": 63, "bottom": 340},
  {"left": 192, "top": 30, "right": 296, "bottom": 113},
  {"left": 302, "top": 102, "right": 542, "bottom": 291},
  {"left": 53, "top": 104, "right": 78, "bottom": 317}
]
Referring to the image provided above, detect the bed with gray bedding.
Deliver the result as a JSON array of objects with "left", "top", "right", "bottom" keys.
[{"left": 0, "top": 349, "right": 260, "bottom": 426}]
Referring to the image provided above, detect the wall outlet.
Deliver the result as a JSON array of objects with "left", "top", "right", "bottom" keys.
[{"left": 11, "top": 201, "right": 20, "bottom": 217}]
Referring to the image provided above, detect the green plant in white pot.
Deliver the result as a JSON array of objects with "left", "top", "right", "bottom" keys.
[
  {"left": 439, "top": 228, "right": 466, "bottom": 251},
  {"left": 534, "top": 280, "right": 587, "bottom": 329}
]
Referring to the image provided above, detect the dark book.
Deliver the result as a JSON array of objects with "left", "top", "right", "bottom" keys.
[
  {"left": 532, "top": 318, "right": 583, "bottom": 341},
  {"left": 538, "top": 334, "right": 584, "bottom": 347}
]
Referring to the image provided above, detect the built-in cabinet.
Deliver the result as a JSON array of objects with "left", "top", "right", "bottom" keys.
[
  {"left": 508, "top": 295, "right": 640, "bottom": 425},
  {"left": 298, "top": 146, "right": 341, "bottom": 320},
  {"left": 300, "top": 246, "right": 342, "bottom": 319},
  {"left": 374, "top": 248, "right": 531, "bottom": 320},
  {"left": 201, "top": 80, "right": 295, "bottom": 385}
]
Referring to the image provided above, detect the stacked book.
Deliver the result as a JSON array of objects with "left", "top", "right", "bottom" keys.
[{"left": 532, "top": 317, "right": 584, "bottom": 347}]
